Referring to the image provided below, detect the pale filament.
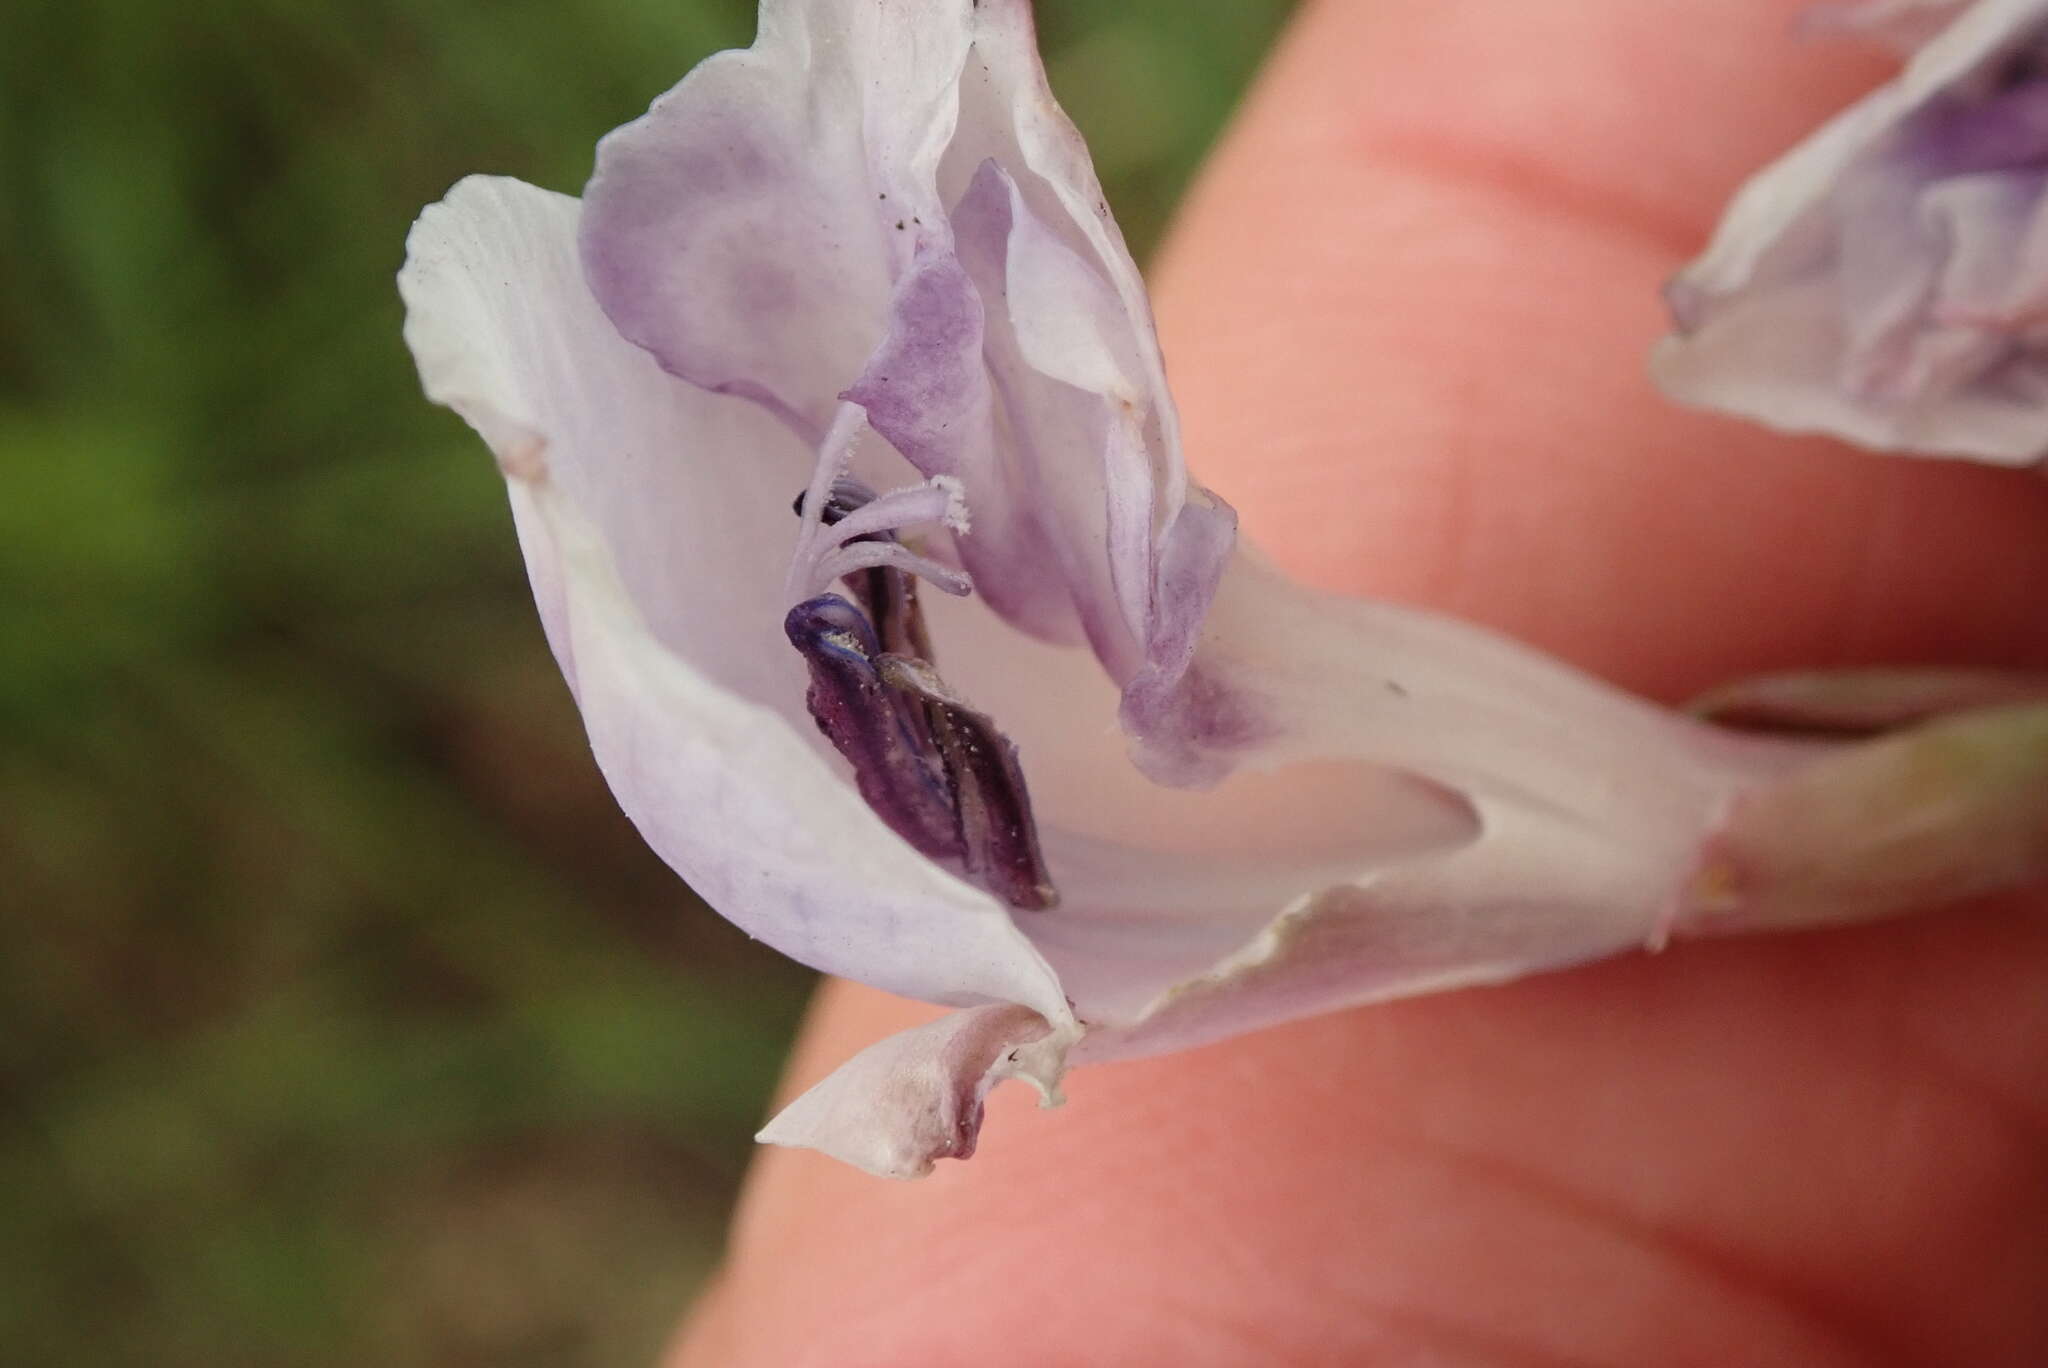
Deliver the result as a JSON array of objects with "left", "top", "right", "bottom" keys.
[
  {"left": 785, "top": 400, "right": 974, "bottom": 604},
  {"left": 811, "top": 540, "right": 972, "bottom": 598}
]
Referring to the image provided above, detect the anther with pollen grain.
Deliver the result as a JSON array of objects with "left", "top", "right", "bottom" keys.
[{"left": 782, "top": 449, "right": 1057, "bottom": 910}]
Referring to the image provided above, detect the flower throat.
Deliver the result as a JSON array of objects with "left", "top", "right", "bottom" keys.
[{"left": 782, "top": 403, "right": 1058, "bottom": 911}]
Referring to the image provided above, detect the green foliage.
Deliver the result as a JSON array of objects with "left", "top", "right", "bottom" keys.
[{"left": 0, "top": 0, "right": 1289, "bottom": 1363}]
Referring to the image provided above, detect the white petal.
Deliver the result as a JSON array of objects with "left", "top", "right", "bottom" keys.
[
  {"left": 398, "top": 176, "right": 1073, "bottom": 1022},
  {"left": 1001, "top": 180, "right": 1143, "bottom": 402},
  {"left": 941, "top": 7, "right": 1217, "bottom": 678},
  {"left": 1079, "top": 557, "right": 1818, "bottom": 1056},
  {"left": 942, "top": 162, "right": 1150, "bottom": 673},
  {"left": 1073, "top": 792, "right": 1719, "bottom": 1066},
  {"left": 938, "top": 0, "right": 1188, "bottom": 504},
  {"left": 1653, "top": 273, "right": 2048, "bottom": 460},
  {"left": 758, "top": 1003, "right": 1074, "bottom": 1179},
  {"left": 582, "top": 1, "right": 1231, "bottom": 691},
  {"left": 403, "top": 177, "right": 816, "bottom": 712},
  {"left": 923, "top": 550, "right": 1814, "bottom": 1039},
  {"left": 911, "top": 575, "right": 1470, "bottom": 1020}
]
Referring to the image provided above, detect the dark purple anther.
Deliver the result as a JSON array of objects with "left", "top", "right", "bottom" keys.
[
  {"left": 785, "top": 594, "right": 964, "bottom": 863},
  {"left": 785, "top": 589, "right": 1057, "bottom": 912},
  {"left": 878, "top": 655, "right": 1059, "bottom": 911}
]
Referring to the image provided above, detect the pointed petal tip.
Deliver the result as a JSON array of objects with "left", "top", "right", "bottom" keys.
[{"left": 397, "top": 175, "right": 572, "bottom": 484}]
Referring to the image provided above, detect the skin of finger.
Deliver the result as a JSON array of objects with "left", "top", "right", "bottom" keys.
[
  {"left": 679, "top": 905, "right": 2046, "bottom": 1368},
  {"left": 672, "top": 0, "right": 2048, "bottom": 1363}
]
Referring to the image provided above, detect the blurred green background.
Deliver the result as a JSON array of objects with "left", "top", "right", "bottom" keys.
[{"left": 0, "top": 1, "right": 1290, "bottom": 1363}]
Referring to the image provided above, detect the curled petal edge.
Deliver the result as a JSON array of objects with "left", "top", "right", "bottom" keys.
[{"left": 758, "top": 1003, "right": 1078, "bottom": 1180}]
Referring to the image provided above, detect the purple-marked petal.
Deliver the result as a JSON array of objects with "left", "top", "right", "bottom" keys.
[
  {"left": 1119, "top": 492, "right": 1242, "bottom": 787},
  {"left": 838, "top": 240, "right": 1082, "bottom": 646},
  {"left": 585, "top": 0, "right": 1228, "bottom": 691},
  {"left": 948, "top": 161, "right": 1150, "bottom": 675},
  {"left": 757, "top": 1003, "right": 1073, "bottom": 1179},
  {"left": 400, "top": 176, "right": 1072, "bottom": 1024},
  {"left": 840, "top": 251, "right": 992, "bottom": 485},
  {"left": 1082, "top": 557, "right": 1815, "bottom": 1049},
  {"left": 935, "top": 0, "right": 1191, "bottom": 507},
  {"left": 579, "top": 1, "right": 977, "bottom": 436},
  {"left": 1655, "top": 0, "right": 2048, "bottom": 463},
  {"left": 845, "top": 158, "right": 1197, "bottom": 677}
]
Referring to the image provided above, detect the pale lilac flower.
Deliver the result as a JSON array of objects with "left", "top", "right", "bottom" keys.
[
  {"left": 1654, "top": 0, "right": 2048, "bottom": 464},
  {"left": 401, "top": 0, "right": 2047, "bottom": 1178}
]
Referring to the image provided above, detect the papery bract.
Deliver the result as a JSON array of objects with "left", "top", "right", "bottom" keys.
[
  {"left": 1654, "top": 0, "right": 2048, "bottom": 464},
  {"left": 402, "top": 0, "right": 2048, "bottom": 1178}
]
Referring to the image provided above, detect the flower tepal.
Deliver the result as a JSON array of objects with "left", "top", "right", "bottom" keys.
[
  {"left": 575, "top": 0, "right": 1245, "bottom": 908},
  {"left": 578, "top": 0, "right": 1234, "bottom": 692},
  {"left": 1654, "top": 0, "right": 2048, "bottom": 464}
]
